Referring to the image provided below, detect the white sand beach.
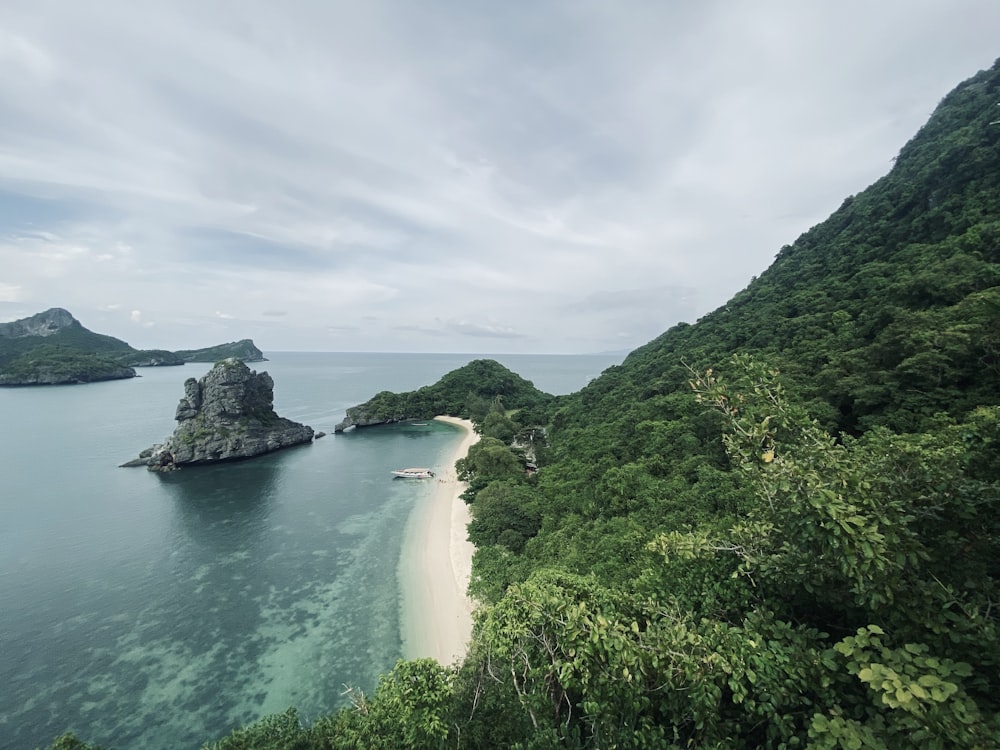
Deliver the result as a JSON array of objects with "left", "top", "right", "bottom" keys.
[{"left": 399, "top": 416, "right": 479, "bottom": 665}]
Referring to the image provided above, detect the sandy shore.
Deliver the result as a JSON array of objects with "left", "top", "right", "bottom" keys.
[{"left": 399, "top": 416, "right": 479, "bottom": 665}]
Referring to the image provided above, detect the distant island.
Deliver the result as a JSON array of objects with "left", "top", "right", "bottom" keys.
[{"left": 0, "top": 308, "right": 265, "bottom": 386}]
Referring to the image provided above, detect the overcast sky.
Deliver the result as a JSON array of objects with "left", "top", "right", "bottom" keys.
[{"left": 1, "top": 1, "right": 997, "bottom": 354}]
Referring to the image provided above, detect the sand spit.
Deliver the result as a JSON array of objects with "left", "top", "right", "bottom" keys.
[{"left": 399, "top": 416, "right": 479, "bottom": 665}]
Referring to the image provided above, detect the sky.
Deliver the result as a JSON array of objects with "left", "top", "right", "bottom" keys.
[{"left": 1, "top": 2, "right": 998, "bottom": 354}]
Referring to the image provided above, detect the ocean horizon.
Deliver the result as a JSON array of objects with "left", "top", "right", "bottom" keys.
[{"left": 0, "top": 351, "right": 620, "bottom": 750}]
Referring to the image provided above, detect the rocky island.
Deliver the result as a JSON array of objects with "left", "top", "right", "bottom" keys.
[{"left": 124, "top": 358, "right": 314, "bottom": 470}]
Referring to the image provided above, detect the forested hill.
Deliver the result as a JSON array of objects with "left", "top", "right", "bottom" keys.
[
  {"left": 50, "top": 62, "right": 1000, "bottom": 749},
  {"left": 334, "top": 358, "right": 552, "bottom": 431},
  {"left": 456, "top": 58, "right": 1000, "bottom": 747},
  {"left": 596, "top": 59, "right": 1000, "bottom": 436}
]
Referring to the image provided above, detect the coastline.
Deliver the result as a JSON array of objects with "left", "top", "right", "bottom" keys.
[{"left": 398, "top": 416, "right": 480, "bottom": 665}]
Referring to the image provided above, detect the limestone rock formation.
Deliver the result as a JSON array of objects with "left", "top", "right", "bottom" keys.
[
  {"left": 0, "top": 307, "right": 77, "bottom": 338},
  {"left": 334, "top": 402, "right": 412, "bottom": 432},
  {"left": 125, "top": 358, "right": 314, "bottom": 470}
]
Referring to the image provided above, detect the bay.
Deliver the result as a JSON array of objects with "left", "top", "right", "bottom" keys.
[{"left": 0, "top": 352, "right": 619, "bottom": 750}]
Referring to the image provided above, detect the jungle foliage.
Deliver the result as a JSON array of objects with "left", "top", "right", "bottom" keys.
[{"left": 45, "top": 60, "right": 1000, "bottom": 748}]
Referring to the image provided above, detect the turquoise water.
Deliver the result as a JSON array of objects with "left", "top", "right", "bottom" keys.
[{"left": 0, "top": 352, "right": 619, "bottom": 750}]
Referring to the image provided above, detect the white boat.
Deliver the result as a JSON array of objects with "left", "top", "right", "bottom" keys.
[{"left": 391, "top": 467, "right": 434, "bottom": 479}]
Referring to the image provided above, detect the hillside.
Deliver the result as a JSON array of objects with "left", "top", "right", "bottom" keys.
[
  {"left": 48, "top": 60, "right": 1000, "bottom": 749},
  {"left": 173, "top": 339, "right": 266, "bottom": 363},
  {"left": 450, "top": 58, "right": 1000, "bottom": 748},
  {"left": 334, "top": 358, "right": 553, "bottom": 431},
  {"left": 0, "top": 309, "right": 265, "bottom": 385}
]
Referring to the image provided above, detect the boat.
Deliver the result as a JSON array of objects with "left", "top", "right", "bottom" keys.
[{"left": 391, "top": 467, "right": 435, "bottom": 479}]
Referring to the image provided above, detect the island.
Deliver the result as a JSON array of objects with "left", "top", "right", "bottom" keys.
[
  {"left": 334, "top": 358, "right": 551, "bottom": 431},
  {"left": 123, "top": 358, "right": 314, "bottom": 470},
  {"left": 0, "top": 308, "right": 265, "bottom": 386}
]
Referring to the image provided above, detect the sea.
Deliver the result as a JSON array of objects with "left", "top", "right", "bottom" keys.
[{"left": 0, "top": 351, "right": 620, "bottom": 750}]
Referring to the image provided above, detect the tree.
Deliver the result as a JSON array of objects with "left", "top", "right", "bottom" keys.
[
  {"left": 323, "top": 659, "right": 454, "bottom": 749},
  {"left": 467, "top": 481, "right": 542, "bottom": 552},
  {"left": 456, "top": 438, "right": 525, "bottom": 503}
]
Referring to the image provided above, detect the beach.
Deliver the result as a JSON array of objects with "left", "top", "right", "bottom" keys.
[{"left": 399, "top": 416, "right": 479, "bottom": 665}]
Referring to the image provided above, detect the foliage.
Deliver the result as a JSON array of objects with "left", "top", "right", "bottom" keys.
[
  {"left": 202, "top": 708, "right": 311, "bottom": 750},
  {"left": 40, "top": 733, "right": 108, "bottom": 750},
  {"left": 0, "top": 345, "right": 135, "bottom": 384},
  {"left": 478, "top": 409, "right": 519, "bottom": 443},
  {"left": 327, "top": 659, "right": 455, "bottom": 749},
  {"left": 343, "top": 359, "right": 555, "bottom": 424},
  {"left": 467, "top": 356, "right": 999, "bottom": 748},
  {"left": 457, "top": 437, "right": 524, "bottom": 484},
  {"left": 467, "top": 480, "right": 542, "bottom": 552}
]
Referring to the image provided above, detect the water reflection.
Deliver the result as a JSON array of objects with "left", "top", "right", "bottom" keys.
[{"left": 158, "top": 457, "right": 282, "bottom": 549}]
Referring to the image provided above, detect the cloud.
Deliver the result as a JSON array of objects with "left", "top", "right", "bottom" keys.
[
  {"left": 130, "top": 309, "right": 154, "bottom": 328},
  {"left": 0, "top": 1, "right": 998, "bottom": 353},
  {"left": 446, "top": 320, "right": 528, "bottom": 340},
  {"left": 0, "top": 283, "right": 23, "bottom": 302}
]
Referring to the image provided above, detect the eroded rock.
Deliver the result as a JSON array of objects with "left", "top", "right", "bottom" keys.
[{"left": 124, "top": 358, "right": 314, "bottom": 470}]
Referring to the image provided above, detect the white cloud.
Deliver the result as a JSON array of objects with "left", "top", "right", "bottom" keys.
[
  {"left": 0, "top": 283, "right": 24, "bottom": 302},
  {"left": 0, "top": 1, "right": 997, "bottom": 353},
  {"left": 130, "top": 309, "right": 154, "bottom": 328}
]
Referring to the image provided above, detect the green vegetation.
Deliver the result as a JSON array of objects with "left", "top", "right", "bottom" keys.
[
  {"left": 0, "top": 344, "right": 135, "bottom": 385},
  {"left": 42, "top": 60, "right": 1000, "bottom": 748},
  {"left": 175, "top": 339, "right": 265, "bottom": 363},
  {"left": 341, "top": 358, "right": 553, "bottom": 426}
]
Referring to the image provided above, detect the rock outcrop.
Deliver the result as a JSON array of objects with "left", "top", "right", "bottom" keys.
[
  {"left": 0, "top": 307, "right": 77, "bottom": 338},
  {"left": 334, "top": 402, "right": 413, "bottom": 432},
  {"left": 125, "top": 358, "right": 314, "bottom": 470}
]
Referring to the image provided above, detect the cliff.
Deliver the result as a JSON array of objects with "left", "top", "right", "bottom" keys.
[
  {"left": 0, "top": 307, "right": 79, "bottom": 338},
  {"left": 125, "top": 358, "right": 314, "bottom": 470}
]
